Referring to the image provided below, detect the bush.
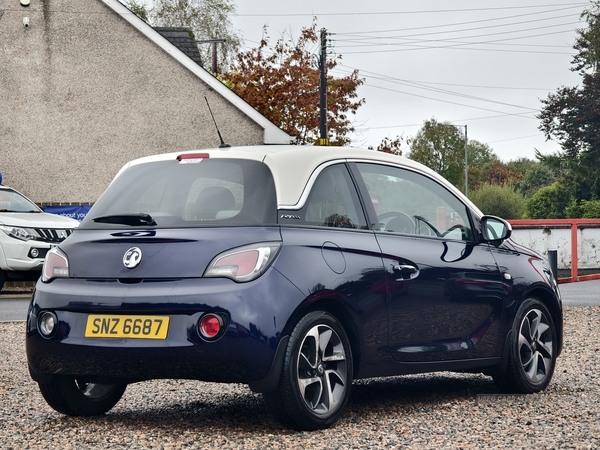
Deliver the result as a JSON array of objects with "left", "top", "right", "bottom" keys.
[
  {"left": 525, "top": 182, "right": 571, "bottom": 219},
  {"left": 565, "top": 199, "right": 582, "bottom": 218},
  {"left": 564, "top": 199, "right": 600, "bottom": 218},
  {"left": 469, "top": 183, "right": 526, "bottom": 219},
  {"left": 581, "top": 199, "right": 600, "bottom": 218}
]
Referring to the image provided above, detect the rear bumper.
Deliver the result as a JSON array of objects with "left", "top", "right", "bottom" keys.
[
  {"left": 26, "top": 322, "right": 281, "bottom": 384},
  {"left": 26, "top": 271, "right": 304, "bottom": 385}
]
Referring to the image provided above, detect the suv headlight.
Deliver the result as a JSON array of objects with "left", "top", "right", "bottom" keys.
[
  {"left": 42, "top": 247, "right": 70, "bottom": 282},
  {"left": 0, "top": 225, "right": 38, "bottom": 241}
]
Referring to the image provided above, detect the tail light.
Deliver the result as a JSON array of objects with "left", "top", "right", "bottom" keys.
[
  {"left": 41, "top": 248, "right": 69, "bottom": 282},
  {"left": 203, "top": 242, "right": 281, "bottom": 282}
]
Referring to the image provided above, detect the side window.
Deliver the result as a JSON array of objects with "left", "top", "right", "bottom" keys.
[
  {"left": 283, "top": 164, "right": 367, "bottom": 229},
  {"left": 356, "top": 163, "right": 473, "bottom": 241}
]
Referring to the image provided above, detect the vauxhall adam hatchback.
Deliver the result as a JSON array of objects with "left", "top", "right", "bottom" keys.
[{"left": 26, "top": 145, "right": 562, "bottom": 430}]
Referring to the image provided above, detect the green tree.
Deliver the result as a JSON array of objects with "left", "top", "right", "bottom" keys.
[
  {"left": 221, "top": 22, "right": 364, "bottom": 146},
  {"left": 525, "top": 182, "right": 572, "bottom": 219},
  {"left": 478, "top": 156, "right": 561, "bottom": 199},
  {"left": 126, "top": 0, "right": 242, "bottom": 71},
  {"left": 516, "top": 162, "right": 561, "bottom": 198},
  {"left": 408, "top": 119, "right": 466, "bottom": 186},
  {"left": 469, "top": 183, "right": 526, "bottom": 219},
  {"left": 125, "top": 0, "right": 149, "bottom": 22},
  {"left": 482, "top": 159, "right": 523, "bottom": 187},
  {"left": 580, "top": 199, "right": 600, "bottom": 218},
  {"left": 538, "top": 1, "right": 600, "bottom": 202},
  {"left": 468, "top": 140, "right": 496, "bottom": 167},
  {"left": 407, "top": 118, "right": 495, "bottom": 188},
  {"left": 505, "top": 157, "right": 541, "bottom": 196}
]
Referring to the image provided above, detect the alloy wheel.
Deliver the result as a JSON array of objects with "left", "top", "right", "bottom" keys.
[
  {"left": 296, "top": 324, "right": 348, "bottom": 415},
  {"left": 518, "top": 308, "right": 554, "bottom": 384}
]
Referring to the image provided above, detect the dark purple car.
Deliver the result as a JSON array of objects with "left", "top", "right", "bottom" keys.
[{"left": 26, "top": 145, "right": 562, "bottom": 430}]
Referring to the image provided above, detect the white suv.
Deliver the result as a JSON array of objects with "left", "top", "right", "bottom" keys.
[{"left": 0, "top": 185, "right": 79, "bottom": 290}]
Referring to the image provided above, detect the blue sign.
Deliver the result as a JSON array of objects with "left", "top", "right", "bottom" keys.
[{"left": 43, "top": 205, "right": 92, "bottom": 222}]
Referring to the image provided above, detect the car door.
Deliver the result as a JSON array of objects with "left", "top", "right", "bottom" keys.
[
  {"left": 277, "top": 163, "right": 391, "bottom": 371},
  {"left": 351, "top": 162, "right": 506, "bottom": 363}
]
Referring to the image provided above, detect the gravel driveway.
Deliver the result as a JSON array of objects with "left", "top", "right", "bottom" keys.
[{"left": 1, "top": 306, "right": 598, "bottom": 449}]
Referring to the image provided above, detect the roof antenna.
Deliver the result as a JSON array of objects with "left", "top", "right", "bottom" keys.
[{"left": 204, "top": 96, "right": 231, "bottom": 148}]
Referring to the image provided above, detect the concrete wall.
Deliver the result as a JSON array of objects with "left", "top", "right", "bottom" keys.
[
  {"left": 511, "top": 226, "right": 600, "bottom": 270},
  {"left": 0, "top": 0, "right": 264, "bottom": 203}
]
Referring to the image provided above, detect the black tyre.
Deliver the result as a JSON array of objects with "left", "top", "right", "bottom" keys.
[
  {"left": 38, "top": 377, "right": 127, "bottom": 416},
  {"left": 264, "top": 311, "right": 353, "bottom": 431},
  {"left": 0, "top": 269, "right": 5, "bottom": 291},
  {"left": 494, "top": 298, "right": 557, "bottom": 393}
]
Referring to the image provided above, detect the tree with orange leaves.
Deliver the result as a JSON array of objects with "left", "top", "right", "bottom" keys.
[{"left": 221, "top": 22, "right": 365, "bottom": 146}]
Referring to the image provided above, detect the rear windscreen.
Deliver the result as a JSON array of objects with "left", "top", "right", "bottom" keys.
[{"left": 81, "top": 158, "right": 277, "bottom": 228}]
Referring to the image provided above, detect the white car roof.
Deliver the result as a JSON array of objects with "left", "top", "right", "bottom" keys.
[{"left": 117, "top": 145, "right": 483, "bottom": 216}]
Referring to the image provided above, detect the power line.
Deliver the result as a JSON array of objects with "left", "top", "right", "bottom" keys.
[
  {"left": 488, "top": 133, "right": 543, "bottom": 143},
  {"left": 366, "top": 113, "right": 540, "bottom": 130},
  {"left": 244, "top": 34, "right": 574, "bottom": 57},
  {"left": 336, "top": 37, "right": 572, "bottom": 49},
  {"left": 361, "top": 83, "right": 540, "bottom": 118},
  {"left": 334, "top": 65, "right": 542, "bottom": 112},
  {"left": 333, "top": 5, "right": 584, "bottom": 36},
  {"left": 336, "top": 43, "right": 573, "bottom": 55},
  {"left": 341, "top": 20, "right": 580, "bottom": 43},
  {"left": 237, "top": 3, "right": 588, "bottom": 17},
  {"left": 336, "top": 23, "right": 580, "bottom": 54},
  {"left": 336, "top": 11, "right": 581, "bottom": 41},
  {"left": 233, "top": 3, "right": 582, "bottom": 154},
  {"left": 347, "top": 75, "right": 556, "bottom": 92}
]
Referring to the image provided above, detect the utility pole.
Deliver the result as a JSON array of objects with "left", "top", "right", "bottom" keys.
[
  {"left": 196, "top": 39, "right": 226, "bottom": 74},
  {"left": 464, "top": 125, "right": 468, "bottom": 197},
  {"left": 212, "top": 42, "right": 218, "bottom": 74},
  {"left": 319, "top": 28, "right": 328, "bottom": 146}
]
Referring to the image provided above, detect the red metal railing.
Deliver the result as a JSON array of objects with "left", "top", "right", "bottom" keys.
[{"left": 509, "top": 219, "right": 600, "bottom": 283}]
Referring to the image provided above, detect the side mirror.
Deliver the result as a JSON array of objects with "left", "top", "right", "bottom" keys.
[{"left": 481, "top": 215, "right": 511, "bottom": 242}]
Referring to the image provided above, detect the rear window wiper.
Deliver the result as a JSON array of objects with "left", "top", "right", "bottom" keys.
[{"left": 92, "top": 213, "right": 157, "bottom": 226}]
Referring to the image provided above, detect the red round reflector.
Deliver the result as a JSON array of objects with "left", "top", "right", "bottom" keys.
[{"left": 200, "top": 314, "right": 222, "bottom": 339}]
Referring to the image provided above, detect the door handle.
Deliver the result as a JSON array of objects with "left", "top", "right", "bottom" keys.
[{"left": 392, "top": 264, "right": 419, "bottom": 280}]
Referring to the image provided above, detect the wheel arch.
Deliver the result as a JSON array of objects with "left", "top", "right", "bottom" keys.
[
  {"left": 492, "top": 286, "right": 563, "bottom": 378},
  {"left": 285, "top": 295, "right": 362, "bottom": 379},
  {"left": 249, "top": 293, "right": 363, "bottom": 394},
  {"left": 522, "top": 286, "right": 563, "bottom": 356}
]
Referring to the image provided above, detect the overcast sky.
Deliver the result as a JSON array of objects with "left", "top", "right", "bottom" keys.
[{"left": 230, "top": 0, "right": 588, "bottom": 161}]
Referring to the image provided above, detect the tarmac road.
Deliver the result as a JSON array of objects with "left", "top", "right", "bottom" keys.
[
  {"left": 1, "top": 279, "right": 598, "bottom": 322},
  {"left": 556, "top": 278, "right": 600, "bottom": 306},
  {"left": 0, "top": 294, "right": 30, "bottom": 322}
]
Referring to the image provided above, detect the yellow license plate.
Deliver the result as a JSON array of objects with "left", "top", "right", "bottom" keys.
[{"left": 85, "top": 315, "right": 170, "bottom": 339}]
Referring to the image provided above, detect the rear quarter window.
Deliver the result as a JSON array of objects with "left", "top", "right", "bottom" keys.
[{"left": 278, "top": 163, "right": 368, "bottom": 230}]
